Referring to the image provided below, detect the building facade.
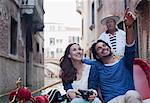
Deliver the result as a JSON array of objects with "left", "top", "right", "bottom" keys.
[
  {"left": 0, "top": 0, "right": 44, "bottom": 101},
  {"left": 76, "top": 0, "right": 150, "bottom": 63},
  {"left": 44, "top": 23, "right": 81, "bottom": 60}
]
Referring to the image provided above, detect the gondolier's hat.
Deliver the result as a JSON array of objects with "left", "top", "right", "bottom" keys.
[{"left": 101, "top": 15, "right": 120, "bottom": 25}]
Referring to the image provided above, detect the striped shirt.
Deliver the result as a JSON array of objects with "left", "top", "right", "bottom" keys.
[
  {"left": 98, "top": 29, "right": 126, "bottom": 59},
  {"left": 109, "top": 32, "right": 117, "bottom": 52}
]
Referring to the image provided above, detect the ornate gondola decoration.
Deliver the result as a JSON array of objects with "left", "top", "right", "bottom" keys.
[{"left": 8, "top": 78, "right": 66, "bottom": 103}]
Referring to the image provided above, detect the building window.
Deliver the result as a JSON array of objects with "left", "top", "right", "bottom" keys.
[
  {"left": 10, "top": 17, "right": 18, "bottom": 55},
  {"left": 56, "top": 48, "right": 59, "bottom": 53},
  {"left": 51, "top": 51, "right": 54, "bottom": 58},
  {"left": 81, "top": 19, "right": 84, "bottom": 39},
  {"left": 69, "top": 36, "right": 74, "bottom": 43},
  {"left": 89, "top": 2, "right": 95, "bottom": 30},
  {"left": 92, "top": 2, "right": 95, "bottom": 25},
  {"left": 73, "top": 36, "right": 75, "bottom": 42},
  {"left": 56, "top": 48, "right": 62, "bottom": 54},
  {"left": 117, "top": 21, "right": 124, "bottom": 30},
  {"left": 77, "top": 37, "right": 80, "bottom": 43},
  {"left": 60, "top": 49, "right": 62, "bottom": 53},
  {"left": 69, "top": 36, "right": 80, "bottom": 43},
  {"left": 58, "top": 26, "right": 62, "bottom": 31},
  {"left": 56, "top": 39, "right": 63, "bottom": 43},
  {"left": 50, "top": 38, "right": 55, "bottom": 45},
  {"left": 42, "top": 48, "right": 44, "bottom": 53},
  {"left": 36, "top": 42, "right": 39, "bottom": 52},
  {"left": 56, "top": 39, "right": 59, "bottom": 43},
  {"left": 50, "top": 26, "right": 55, "bottom": 31},
  {"left": 68, "top": 36, "right": 72, "bottom": 43},
  {"left": 60, "top": 39, "right": 62, "bottom": 43}
]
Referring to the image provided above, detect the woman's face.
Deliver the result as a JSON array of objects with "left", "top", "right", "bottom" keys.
[{"left": 68, "top": 44, "right": 83, "bottom": 61}]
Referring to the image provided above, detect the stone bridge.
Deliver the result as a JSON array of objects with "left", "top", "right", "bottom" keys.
[{"left": 45, "top": 58, "right": 60, "bottom": 66}]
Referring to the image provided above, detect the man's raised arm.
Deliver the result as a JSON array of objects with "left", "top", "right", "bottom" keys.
[{"left": 124, "top": 8, "right": 136, "bottom": 45}]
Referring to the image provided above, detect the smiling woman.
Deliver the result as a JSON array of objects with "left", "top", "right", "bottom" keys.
[
  {"left": 59, "top": 43, "right": 83, "bottom": 83},
  {"left": 59, "top": 43, "right": 102, "bottom": 103}
]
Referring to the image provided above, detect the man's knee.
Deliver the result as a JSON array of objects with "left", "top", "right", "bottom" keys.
[
  {"left": 125, "top": 90, "right": 142, "bottom": 103},
  {"left": 125, "top": 90, "right": 141, "bottom": 98}
]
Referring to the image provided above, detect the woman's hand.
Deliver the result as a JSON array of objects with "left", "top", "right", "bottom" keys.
[
  {"left": 67, "top": 91, "right": 76, "bottom": 99},
  {"left": 67, "top": 89, "right": 81, "bottom": 100}
]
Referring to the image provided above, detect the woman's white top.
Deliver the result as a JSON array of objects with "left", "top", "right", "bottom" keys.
[{"left": 72, "top": 64, "right": 91, "bottom": 90}]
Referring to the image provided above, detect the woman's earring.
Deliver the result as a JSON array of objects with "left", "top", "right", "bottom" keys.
[{"left": 68, "top": 55, "right": 71, "bottom": 58}]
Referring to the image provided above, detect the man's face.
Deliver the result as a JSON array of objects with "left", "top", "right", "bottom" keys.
[
  {"left": 95, "top": 42, "right": 112, "bottom": 59},
  {"left": 106, "top": 19, "right": 116, "bottom": 30}
]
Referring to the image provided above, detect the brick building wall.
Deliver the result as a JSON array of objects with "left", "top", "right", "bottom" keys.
[
  {"left": 0, "top": 0, "right": 9, "bottom": 54},
  {"left": 0, "top": 0, "right": 25, "bottom": 101},
  {"left": 0, "top": 0, "right": 44, "bottom": 101}
]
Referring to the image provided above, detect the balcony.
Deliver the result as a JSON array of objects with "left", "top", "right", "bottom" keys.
[
  {"left": 20, "top": 0, "right": 35, "bottom": 14},
  {"left": 32, "top": 0, "right": 45, "bottom": 32},
  {"left": 20, "top": 0, "right": 44, "bottom": 32}
]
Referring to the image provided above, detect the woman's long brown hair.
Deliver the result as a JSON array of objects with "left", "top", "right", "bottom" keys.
[{"left": 59, "top": 43, "right": 78, "bottom": 83}]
